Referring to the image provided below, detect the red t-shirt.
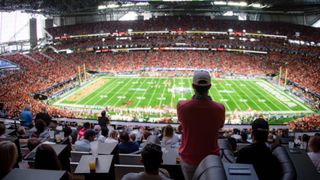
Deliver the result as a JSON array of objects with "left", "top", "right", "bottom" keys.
[
  {"left": 77, "top": 128, "right": 86, "bottom": 139},
  {"left": 177, "top": 98, "right": 225, "bottom": 165}
]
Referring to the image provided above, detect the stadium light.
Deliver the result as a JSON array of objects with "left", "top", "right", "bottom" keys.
[
  {"left": 214, "top": 1, "right": 227, "bottom": 5},
  {"left": 249, "top": 3, "right": 267, "bottom": 8},
  {"left": 98, "top": 5, "right": 107, "bottom": 10},
  {"left": 107, "top": 4, "right": 120, "bottom": 8},
  {"left": 228, "top": 1, "right": 247, "bottom": 7},
  {"left": 136, "top": 2, "right": 149, "bottom": 6},
  {"left": 122, "top": 3, "right": 135, "bottom": 7}
]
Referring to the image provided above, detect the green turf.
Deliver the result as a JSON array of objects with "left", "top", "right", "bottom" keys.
[{"left": 54, "top": 76, "right": 313, "bottom": 118}]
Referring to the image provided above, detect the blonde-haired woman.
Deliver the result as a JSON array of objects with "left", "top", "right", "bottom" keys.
[{"left": 0, "top": 141, "right": 18, "bottom": 178}]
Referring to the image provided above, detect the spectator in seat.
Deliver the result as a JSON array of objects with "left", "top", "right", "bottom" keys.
[
  {"left": 34, "top": 144, "right": 61, "bottom": 170},
  {"left": 177, "top": 70, "right": 225, "bottom": 180},
  {"left": 161, "top": 125, "right": 179, "bottom": 146},
  {"left": 118, "top": 131, "right": 139, "bottom": 154},
  {"left": 35, "top": 106, "right": 52, "bottom": 126},
  {"left": 77, "top": 122, "right": 90, "bottom": 140},
  {"left": 308, "top": 136, "right": 320, "bottom": 171},
  {"left": 98, "top": 127, "right": 109, "bottom": 143},
  {"left": 75, "top": 129, "right": 96, "bottom": 152},
  {"left": 98, "top": 110, "right": 110, "bottom": 127},
  {"left": 20, "top": 104, "right": 33, "bottom": 128},
  {"left": 236, "top": 118, "right": 281, "bottom": 180},
  {"left": 0, "top": 123, "right": 6, "bottom": 138},
  {"left": 0, "top": 103, "right": 7, "bottom": 118},
  {"left": 105, "top": 130, "right": 118, "bottom": 143},
  {"left": 0, "top": 141, "right": 18, "bottom": 179},
  {"left": 122, "top": 144, "right": 170, "bottom": 180},
  {"left": 32, "top": 119, "right": 50, "bottom": 142}
]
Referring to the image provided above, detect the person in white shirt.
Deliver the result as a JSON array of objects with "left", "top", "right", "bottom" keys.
[
  {"left": 161, "top": 125, "right": 179, "bottom": 146},
  {"left": 105, "top": 130, "right": 118, "bottom": 144},
  {"left": 308, "top": 136, "right": 320, "bottom": 171},
  {"left": 97, "top": 127, "right": 108, "bottom": 143}
]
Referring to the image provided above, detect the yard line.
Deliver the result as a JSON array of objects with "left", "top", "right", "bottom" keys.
[
  {"left": 229, "top": 80, "right": 267, "bottom": 111},
  {"left": 210, "top": 79, "right": 232, "bottom": 111},
  {"left": 101, "top": 78, "right": 136, "bottom": 105},
  {"left": 146, "top": 78, "right": 162, "bottom": 107},
  {"left": 242, "top": 80, "right": 289, "bottom": 111},
  {"left": 260, "top": 80, "right": 313, "bottom": 112},
  {"left": 81, "top": 78, "right": 119, "bottom": 105},
  {"left": 180, "top": 77, "right": 185, "bottom": 99},
  {"left": 218, "top": 79, "right": 242, "bottom": 110},
  {"left": 107, "top": 77, "right": 138, "bottom": 106},
  {"left": 135, "top": 77, "right": 158, "bottom": 107},
  {"left": 159, "top": 77, "right": 169, "bottom": 107},
  {"left": 55, "top": 76, "right": 104, "bottom": 105},
  {"left": 226, "top": 80, "right": 253, "bottom": 110},
  {"left": 80, "top": 77, "right": 119, "bottom": 106},
  {"left": 116, "top": 77, "right": 149, "bottom": 107},
  {"left": 89, "top": 77, "right": 123, "bottom": 106}
]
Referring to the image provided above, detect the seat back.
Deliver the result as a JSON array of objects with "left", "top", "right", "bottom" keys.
[
  {"left": 115, "top": 164, "right": 144, "bottom": 180},
  {"left": 70, "top": 151, "right": 90, "bottom": 162},
  {"left": 192, "top": 155, "right": 227, "bottom": 180},
  {"left": 119, "top": 153, "right": 143, "bottom": 165},
  {"left": 272, "top": 146, "right": 297, "bottom": 180},
  {"left": 218, "top": 139, "right": 236, "bottom": 163}
]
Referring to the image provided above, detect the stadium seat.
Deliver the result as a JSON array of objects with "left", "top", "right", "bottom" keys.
[
  {"left": 70, "top": 151, "right": 90, "bottom": 162},
  {"left": 192, "top": 155, "right": 227, "bottom": 180},
  {"left": 114, "top": 164, "right": 144, "bottom": 180},
  {"left": 119, "top": 153, "right": 143, "bottom": 165},
  {"left": 272, "top": 146, "right": 297, "bottom": 180},
  {"left": 218, "top": 139, "right": 236, "bottom": 163}
]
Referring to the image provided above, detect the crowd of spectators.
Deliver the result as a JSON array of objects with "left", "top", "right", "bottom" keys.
[
  {"left": 0, "top": 49, "right": 319, "bottom": 120},
  {"left": 287, "top": 114, "right": 320, "bottom": 132},
  {"left": 1, "top": 111, "right": 320, "bottom": 179}
]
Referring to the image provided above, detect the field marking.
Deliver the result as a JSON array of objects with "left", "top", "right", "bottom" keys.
[
  {"left": 227, "top": 80, "right": 253, "bottom": 110},
  {"left": 135, "top": 78, "right": 156, "bottom": 107},
  {"left": 218, "top": 80, "right": 242, "bottom": 110},
  {"left": 210, "top": 79, "right": 231, "bottom": 110},
  {"left": 146, "top": 78, "right": 162, "bottom": 107},
  {"left": 242, "top": 80, "right": 286, "bottom": 111},
  {"left": 251, "top": 80, "right": 301, "bottom": 111},
  {"left": 104, "top": 78, "right": 136, "bottom": 106},
  {"left": 231, "top": 81, "right": 272, "bottom": 111},
  {"left": 54, "top": 77, "right": 104, "bottom": 105},
  {"left": 78, "top": 78, "right": 117, "bottom": 105},
  {"left": 260, "top": 80, "right": 313, "bottom": 112},
  {"left": 159, "top": 77, "right": 169, "bottom": 107},
  {"left": 54, "top": 77, "right": 314, "bottom": 115},
  {"left": 87, "top": 78, "right": 121, "bottom": 106}
]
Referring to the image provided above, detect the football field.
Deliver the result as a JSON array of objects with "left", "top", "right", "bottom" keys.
[{"left": 53, "top": 76, "right": 313, "bottom": 117}]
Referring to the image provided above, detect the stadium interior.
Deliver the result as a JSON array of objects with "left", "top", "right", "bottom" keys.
[{"left": 0, "top": 0, "right": 320, "bottom": 180}]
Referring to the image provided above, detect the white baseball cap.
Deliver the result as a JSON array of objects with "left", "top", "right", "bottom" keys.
[{"left": 192, "top": 70, "right": 211, "bottom": 86}]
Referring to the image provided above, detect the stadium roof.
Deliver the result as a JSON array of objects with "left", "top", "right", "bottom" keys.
[{"left": 0, "top": 0, "right": 320, "bottom": 15}]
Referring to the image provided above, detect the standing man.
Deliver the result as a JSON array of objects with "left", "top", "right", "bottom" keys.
[
  {"left": 177, "top": 70, "right": 225, "bottom": 180},
  {"left": 35, "top": 106, "right": 52, "bottom": 126},
  {"left": 98, "top": 110, "right": 110, "bottom": 128}
]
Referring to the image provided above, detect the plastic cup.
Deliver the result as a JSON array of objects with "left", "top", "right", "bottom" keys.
[
  {"left": 55, "top": 134, "right": 61, "bottom": 143},
  {"left": 89, "top": 160, "right": 96, "bottom": 172}
]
